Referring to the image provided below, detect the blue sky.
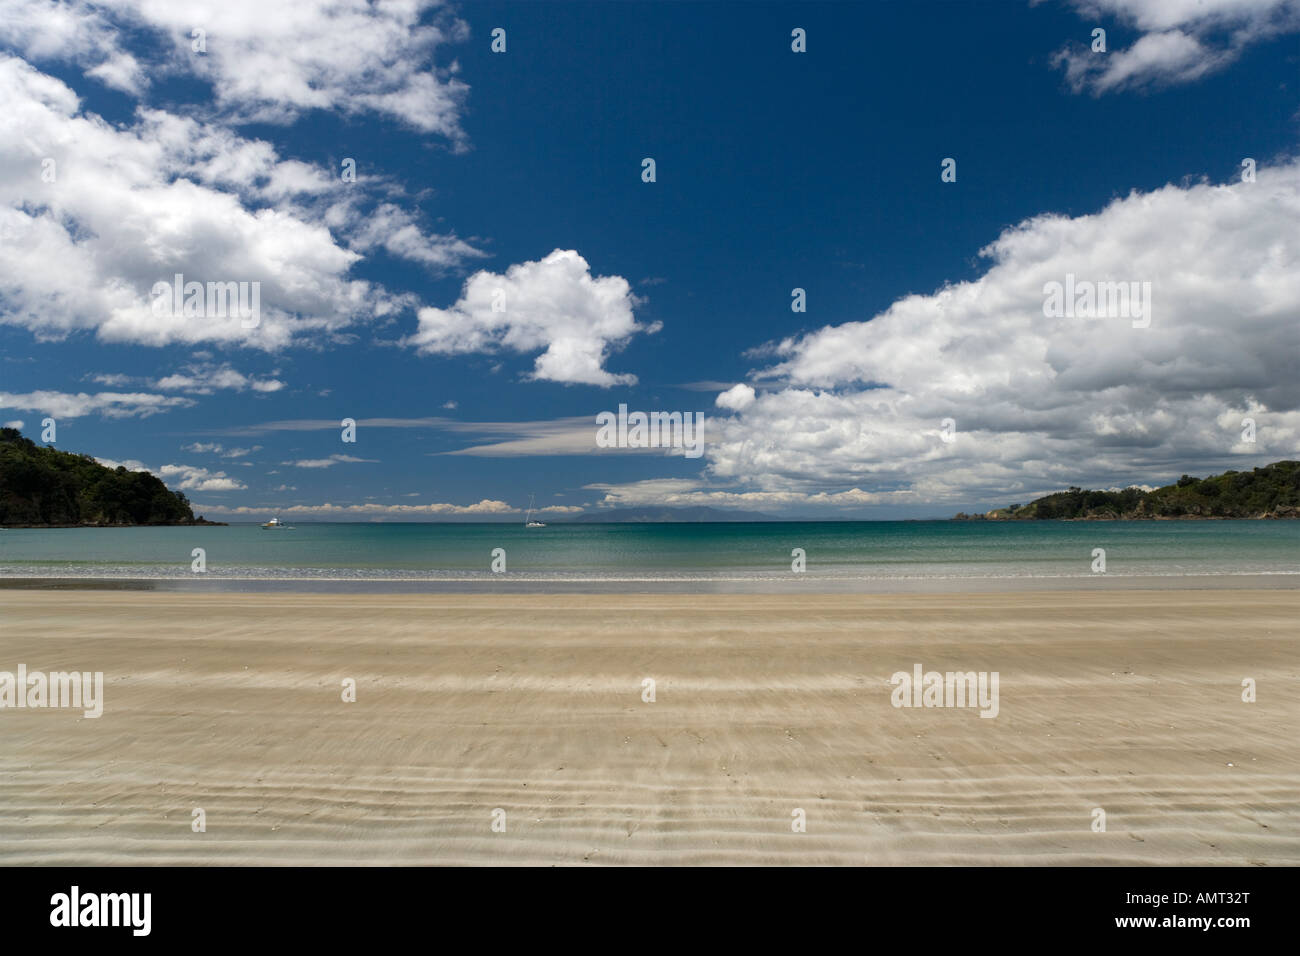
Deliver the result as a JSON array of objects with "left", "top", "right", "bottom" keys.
[{"left": 1, "top": 0, "right": 1298, "bottom": 519}]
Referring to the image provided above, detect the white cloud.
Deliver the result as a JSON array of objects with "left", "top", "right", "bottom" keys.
[
  {"left": 181, "top": 442, "right": 261, "bottom": 458},
  {"left": 349, "top": 203, "right": 485, "bottom": 273},
  {"left": 195, "top": 415, "right": 487, "bottom": 436},
  {"left": 0, "top": 56, "right": 386, "bottom": 349},
  {"left": 0, "top": 0, "right": 471, "bottom": 137},
  {"left": 584, "top": 479, "right": 910, "bottom": 512},
  {"left": 0, "top": 390, "right": 194, "bottom": 419},
  {"left": 157, "top": 463, "right": 246, "bottom": 492},
  {"left": 3, "top": 419, "right": 24, "bottom": 430},
  {"left": 90, "top": 452, "right": 246, "bottom": 494},
  {"left": 195, "top": 413, "right": 697, "bottom": 457},
  {"left": 406, "top": 250, "right": 659, "bottom": 386},
  {"left": 440, "top": 415, "right": 704, "bottom": 457},
  {"left": 715, "top": 384, "right": 756, "bottom": 411},
  {"left": 443, "top": 417, "right": 602, "bottom": 456},
  {"left": 0, "top": 0, "right": 147, "bottom": 95},
  {"left": 0, "top": 54, "right": 476, "bottom": 352},
  {"left": 90, "top": 373, "right": 134, "bottom": 387},
  {"left": 282, "top": 454, "right": 378, "bottom": 468},
  {"left": 703, "top": 160, "right": 1300, "bottom": 507},
  {"left": 96, "top": 455, "right": 244, "bottom": 493},
  {"left": 1074, "top": 0, "right": 1298, "bottom": 34},
  {"left": 95, "top": 365, "right": 284, "bottom": 394},
  {"left": 194, "top": 499, "right": 517, "bottom": 517},
  {"left": 94, "top": 457, "right": 148, "bottom": 472},
  {"left": 154, "top": 363, "right": 285, "bottom": 394},
  {"left": 1053, "top": 0, "right": 1300, "bottom": 93}
]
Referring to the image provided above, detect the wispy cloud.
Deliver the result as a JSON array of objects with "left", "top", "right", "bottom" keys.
[
  {"left": 198, "top": 414, "right": 694, "bottom": 458},
  {"left": 0, "top": 390, "right": 194, "bottom": 419},
  {"left": 281, "top": 454, "right": 378, "bottom": 469},
  {"left": 182, "top": 442, "right": 262, "bottom": 459},
  {"left": 1051, "top": 0, "right": 1300, "bottom": 94},
  {"left": 584, "top": 479, "right": 911, "bottom": 512},
  {"left": 192, "top": 500, "right": 520, "bottom": 518}
]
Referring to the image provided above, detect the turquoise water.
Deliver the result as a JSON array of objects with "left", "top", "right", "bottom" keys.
[{"left": 1, "top": 521, "right": 1297, "bottom": 589}]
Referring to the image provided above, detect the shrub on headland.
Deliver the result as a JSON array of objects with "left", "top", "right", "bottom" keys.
[
  {"left": 961, "top": 461, "right": 1300, "bottom": 520},
  {"left": 0, "top": 428, "right": 223, "bottom": 527}
]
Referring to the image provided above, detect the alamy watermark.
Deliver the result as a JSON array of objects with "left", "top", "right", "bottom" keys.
[
  {"left": 151, "top": 273, "right": 260, "bottom": 328},
  {"left": 890, "top": 663, "right": 999, "bottom": 718},
  {"left": 50, "top": 886, "right": 150, "bottom": 936},
  {"left": 0, "top": 665, "right": 103, "bottom": 718},
  {"left": 1042, "top": 274, "right": 1151, "bottom": 328},
  {"left": 596, "top": 404, "right": 704, "bottom": 458}
]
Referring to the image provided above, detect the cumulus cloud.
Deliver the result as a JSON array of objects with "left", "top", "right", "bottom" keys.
[
  {"left": 0, "top": 0, "right": 147, "bottom": 95},
  {"left": 406, "top": 250, "right": 659, "bottom": 386},
  {"left": 0, "top": 389, "right": 194, "bottom": 419},
  {"left": 157, "top": 463, "right": 246, "bottom": 492},
  {"left": 95, "top": 364, "right": 284, "bottom": 394},
  {"left": 1053, "top": 0, "right": 1300, "bottom": 93},
  {"left": 92, "top": 456, "right": 243, "bottom": 492},
  {"left": 703, "top": 160, "right": 1300, "bottom": 507},
  {"left": 715, "top": 384, "right": 756, "bottom": 411},
  {"left": 0, "top": 56, "right": 385, "bottom": 349},
  {"left": 0, "top": 53, "right": 479, "bottom": 351},
  {"left": 0, "top": 0, "right": 471, "bottom": 137},
  {"left": 154, "top": 363, "right": 285, "bottom": 394}
]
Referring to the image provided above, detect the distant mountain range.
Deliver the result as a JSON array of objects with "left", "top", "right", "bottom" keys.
[
  {"left": 568, "top": 505, "right": 777, "bottom": 523},
  {"left": 0, "top": 428, "right": 224, "bottom": 527},
  {"left": 956, "top": 461, "right": 1300, "bottom": 520}
]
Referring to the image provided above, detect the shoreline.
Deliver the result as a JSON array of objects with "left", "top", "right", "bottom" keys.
[
  {"left": 1, "top": 571, "right": 1299, "bottom": 594},
  {"left": 0, "top": 522, "right": 228, "bottom": 529}
]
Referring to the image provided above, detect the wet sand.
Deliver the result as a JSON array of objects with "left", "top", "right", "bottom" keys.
[{"left": 0, "top": 590, "right": 1296, "bottom": 865}]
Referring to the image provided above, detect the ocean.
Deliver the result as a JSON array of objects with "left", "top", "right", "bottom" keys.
[{"left": 1, "top": 520, "right": 1298, "bottom": 592}]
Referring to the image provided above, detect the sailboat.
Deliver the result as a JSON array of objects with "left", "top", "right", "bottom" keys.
[{"left": 525, "top": 494, "right": 546, "bottom": 528}]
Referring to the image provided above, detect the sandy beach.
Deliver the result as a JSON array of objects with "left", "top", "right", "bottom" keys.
[{"left": 0, "top": 589, "right": 1296, "bottom": 865}]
